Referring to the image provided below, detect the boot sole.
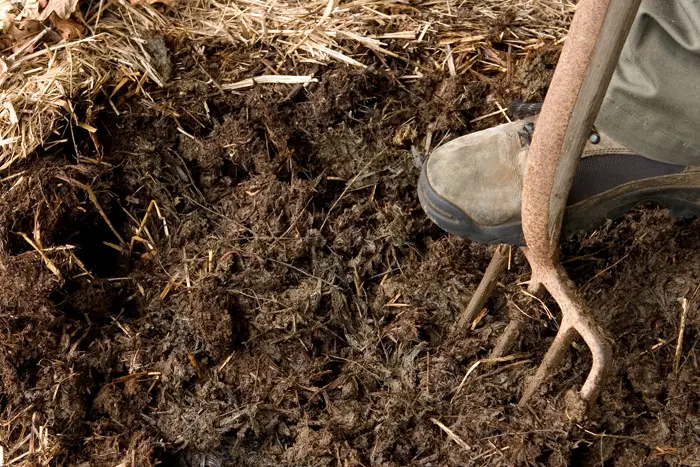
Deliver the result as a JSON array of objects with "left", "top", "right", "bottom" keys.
[{"left": 418, "top": 163, "right": 700, "bottom": 245}]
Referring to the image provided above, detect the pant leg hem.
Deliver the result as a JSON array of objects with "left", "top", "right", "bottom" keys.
[{"left": 597, "top": 96, "right": 700, "bottom": 167}]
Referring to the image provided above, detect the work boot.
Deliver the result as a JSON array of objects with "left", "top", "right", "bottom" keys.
[{"left": 418, "top": 118, "right": 700, "bottom": 245}]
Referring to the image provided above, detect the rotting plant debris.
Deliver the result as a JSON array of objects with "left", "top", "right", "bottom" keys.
[{"left": 0, "top": 1, "right": 699, "bottom": 466}]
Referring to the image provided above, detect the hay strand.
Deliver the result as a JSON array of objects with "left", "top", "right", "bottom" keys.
[{"left": 0, "top": 0, "right": 575, "bottom": 171}]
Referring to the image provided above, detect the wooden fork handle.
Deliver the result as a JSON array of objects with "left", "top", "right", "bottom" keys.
[{"left": 521, "top": 0, "right": 641, "bottom": 265}]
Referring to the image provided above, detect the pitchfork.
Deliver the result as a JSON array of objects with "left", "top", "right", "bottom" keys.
[{"left": 457, "top": 0, "right": 643, "bottom": 410}]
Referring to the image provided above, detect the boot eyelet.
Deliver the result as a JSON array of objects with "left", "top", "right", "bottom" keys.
[{"left": 589, "top": 132, "right": 601, "bottom": 144}]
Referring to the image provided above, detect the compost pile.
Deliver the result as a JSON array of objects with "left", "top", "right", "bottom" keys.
[{"left": 0, "top": 1, "right": 699, "bottom": 465}]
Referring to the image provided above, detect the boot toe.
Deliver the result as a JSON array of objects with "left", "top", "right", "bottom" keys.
[{"left": 418, "top": 120, "right": 529, "bottom": 245}]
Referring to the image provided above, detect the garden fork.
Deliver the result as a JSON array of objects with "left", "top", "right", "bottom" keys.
[{"left": 457, "top": 0, "right": 643, "bottom": 409}]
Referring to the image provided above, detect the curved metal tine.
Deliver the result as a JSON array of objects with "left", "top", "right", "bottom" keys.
[
  {"left": 518, "top": 251, "right": 612, "bottom": 406},
  {"left": 546, "top": 268, "right": 612, "bottom": 403},
  {"left": 453, "top": 244, "right": 508, "bottom": 334},
  {"left": 518, "top": 302, "right": 611, "bottom": 407},
  {"left": 490, "top": 311, "right": 525, "bottom": 359},
  {"left": 519, "top": 319, "right": 575, "bottom": 406},
  {"left": 490, "top": 251, "right": 545, "bottom": 359}
]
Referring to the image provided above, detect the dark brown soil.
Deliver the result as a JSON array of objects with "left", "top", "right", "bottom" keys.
[{"left": 1, "top": 40, "right": 700, "bottom": 467}]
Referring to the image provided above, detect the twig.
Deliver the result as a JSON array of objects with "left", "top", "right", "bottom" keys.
[
  {"left": 520, "top": 288, "right": 554, "bottom": 320},
  {"left": 57, "top": 176, "right": 126, "bottom": 246},
  {"left": 218, "top": 353, "right": 234, "bottom": 372},
  {"left": 320, "top": 154, "right": 378, "bottom": 231},
  {"left": 221, "top": 75, "right": 318, "bottom": 91},
  {"left": 430, "top": 418, "right": 471, "bottom": 451},
  {"left": 267, "top": 258, "right": 337, "bottom": 289},
  {"left": 674, "top": 298, "right": 689, "bottom": 376},
  {"left": 18, "top": 233, "right": 64, "bottom": 283},
  {"left": 131, "top": 200, "right": 169, "bottom": 252},
  {"left": 426, "top": 351, "right": 430, "bottom": 394},
  {"left": 451, "top": 354, "right": 523, "bottom": 403}
]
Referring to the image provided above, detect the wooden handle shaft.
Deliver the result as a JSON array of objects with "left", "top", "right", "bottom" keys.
[{"left": 521, "top": 0, "right": 641, "bottom": 264}]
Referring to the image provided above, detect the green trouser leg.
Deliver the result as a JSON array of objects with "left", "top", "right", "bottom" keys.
[{"left": 597, "top": 0, "right": 700, "bottom": 166}]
